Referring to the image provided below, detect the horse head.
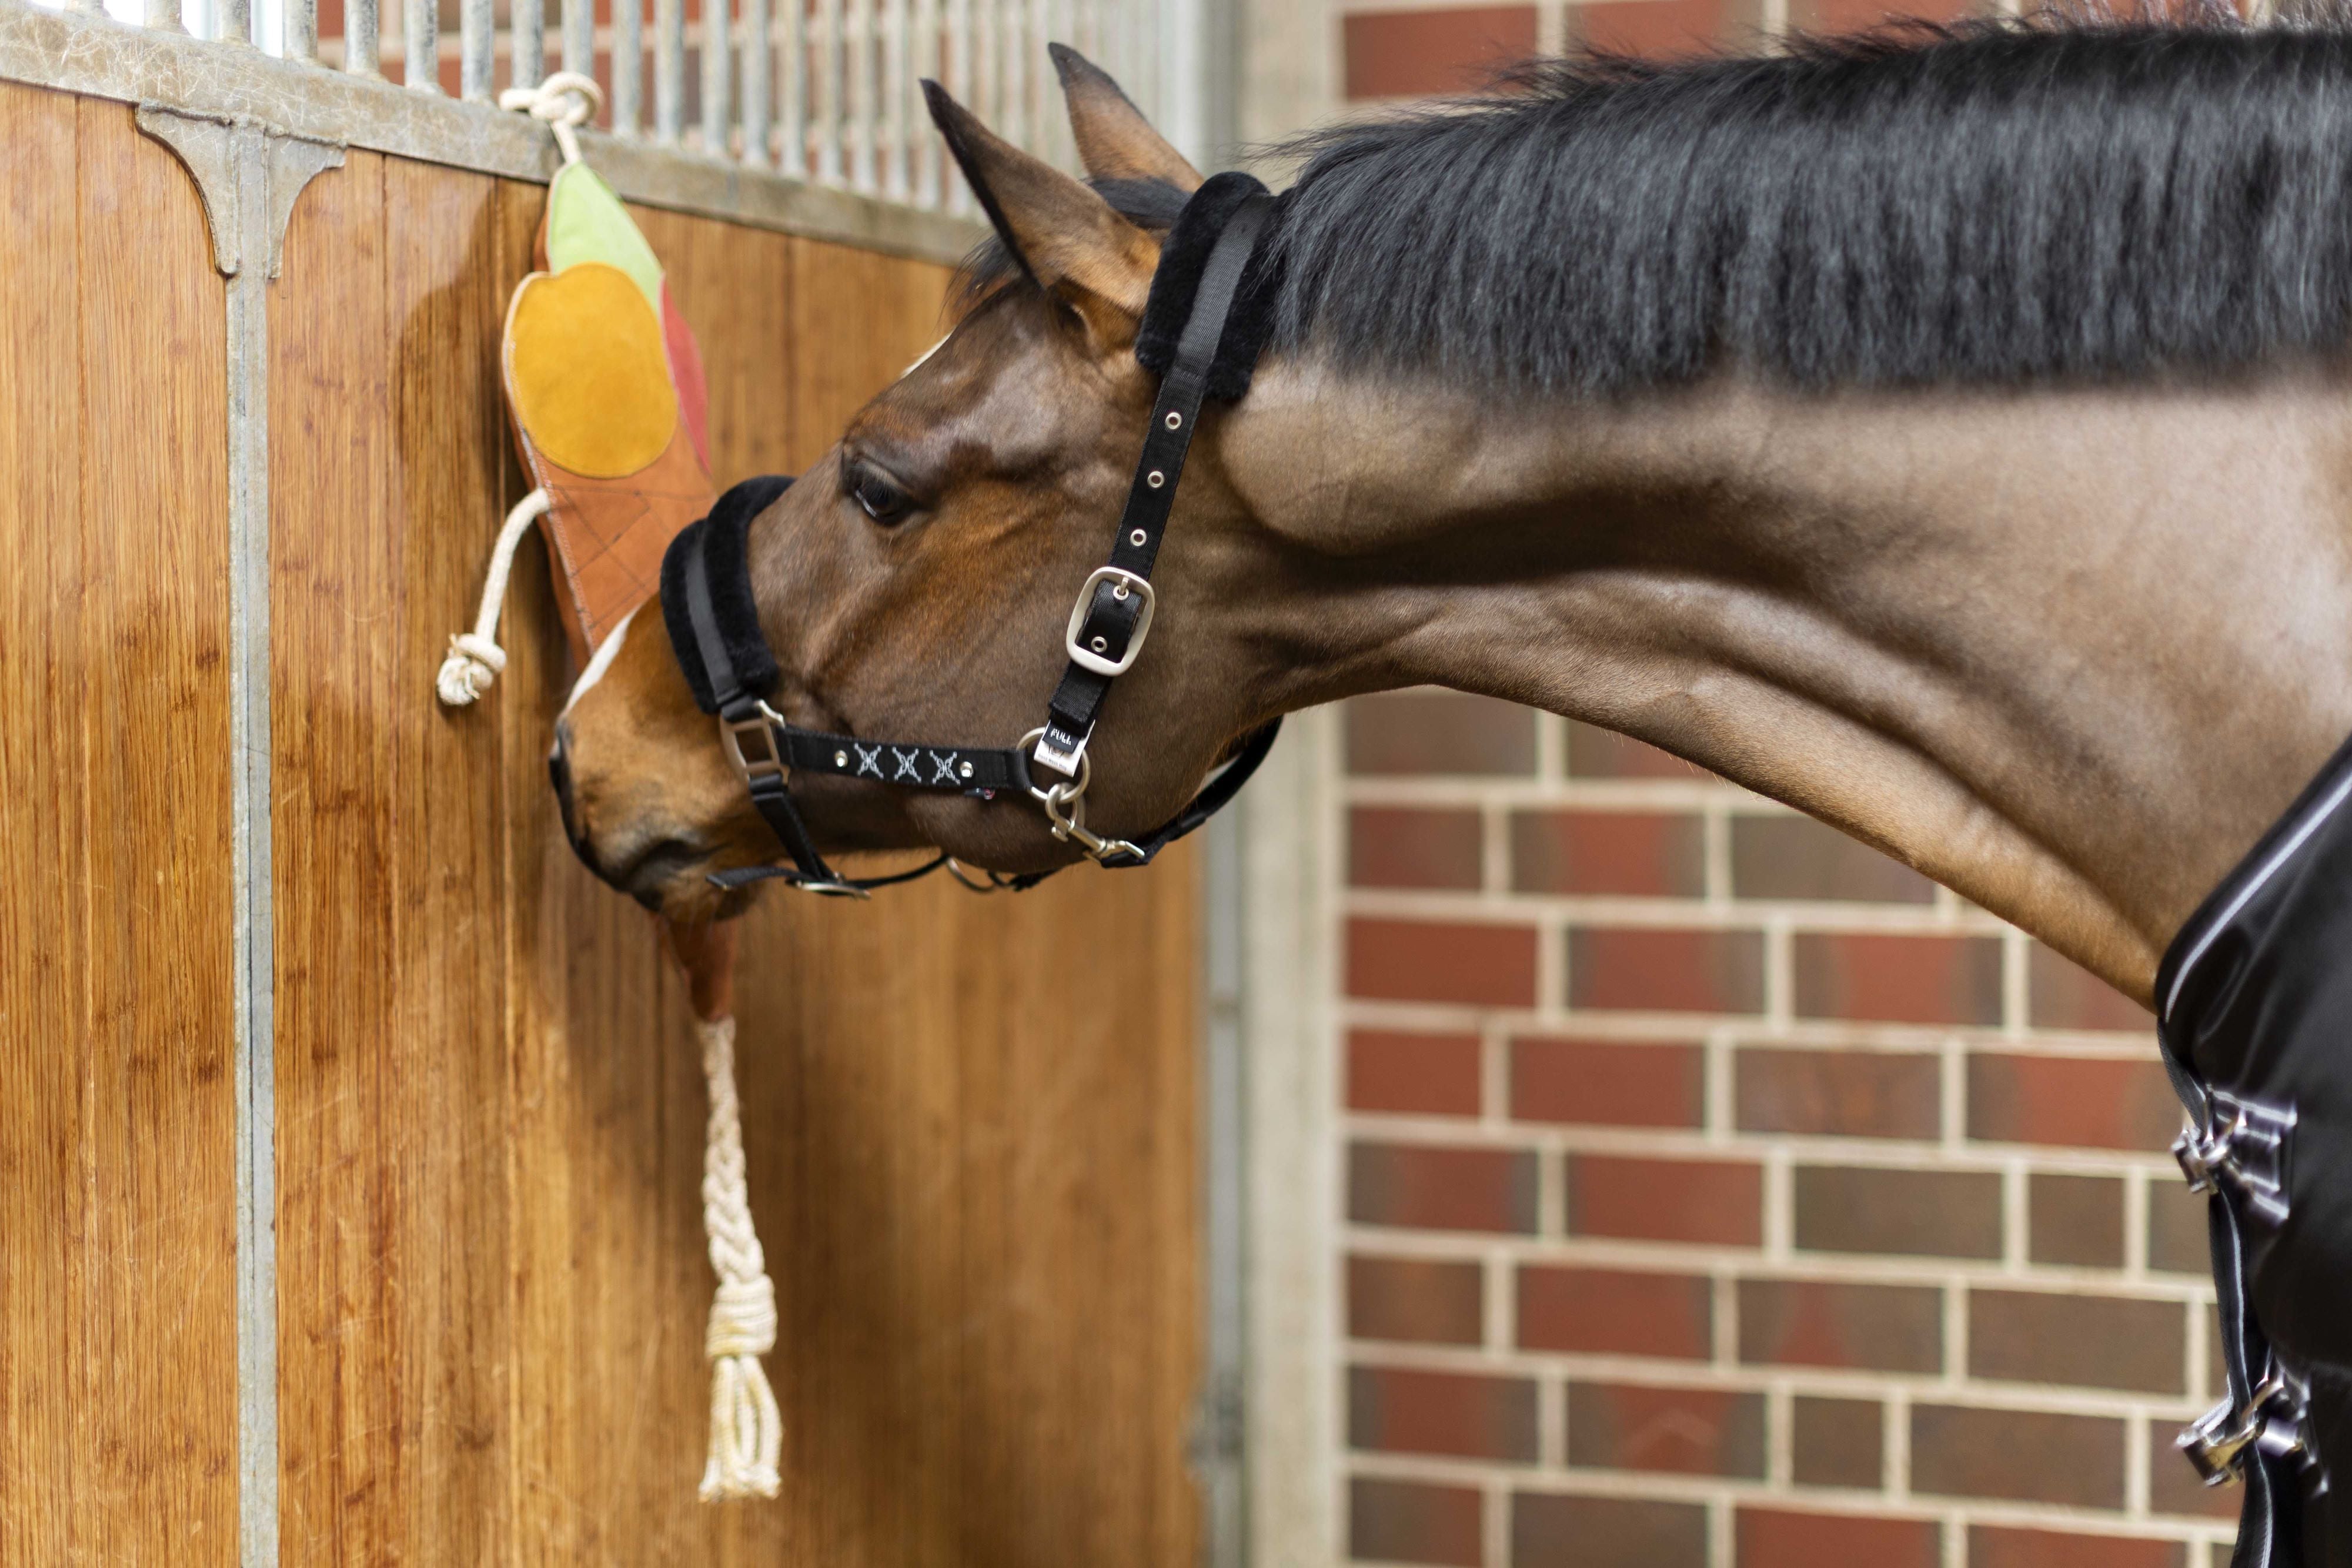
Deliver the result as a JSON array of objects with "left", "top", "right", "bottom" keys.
[{"left": 553, "top": 51, "right": 1288, "bottom": 915}]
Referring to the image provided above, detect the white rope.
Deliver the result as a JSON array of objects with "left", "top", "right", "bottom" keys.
[
  {"left": 500, "top": 71, "right": 605, "bottom": 167},
  {"left": 696, "top": 1014, "right": 783, "bottom": 1500},
  {"left": 436, "top": 489, "right": 552, "bottom": 707}
]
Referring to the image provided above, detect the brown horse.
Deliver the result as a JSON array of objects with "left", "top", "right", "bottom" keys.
[
  {"left": 553, "top": 24, "right": 2352, "bottom": 1017},
  {"left": 551, "top": 28, "right": 2352, "bottom": 1556}
]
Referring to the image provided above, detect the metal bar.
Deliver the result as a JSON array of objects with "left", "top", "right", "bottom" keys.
[
  {"left": 403, "top": 0, "right": 437, "bottom": 88},
  {"left": 1001, "top": 0, "right": 1022, "bottom": 155},
  {"left": 346, "top": 0, "right": 380, "bottom": 73},
  {"left": 848, "top": 0, "right": 873, "bottom": 189},
  {"left": 562, "top": 0, "right": 593, "bottom": 78},
  {"left": 1033, "top": 0, "right": 1051, "bottom": 167},
  {"left": 780, "top": 0, "right": 804, "bottom": 172},
  {"left": 700, "top": 0, "right": 729, "bottom": 153},
  {"left": 283, "top": 0, "right": 317, "bottom": 60},
  {"left": 460, "top": 0, "right": 493, "bottom": 99},
  {"left": 946, "top": 0, "right": 972, "bottom": 210},
  {"left": 816, "top": 0, "right": 841, "bottom": 181},
  {"left": 741, "top": 0, "right": 770, "bottom": 166},
  {"left": 971, "top": 0, "right": 991, "bottom": 136},
  {"left": 513, "top": 0, "right": 545, "bottom": 89},
  {"left": 881, "top": 0, "right": 906, "bottom": 198},
  {"left": 654, "top": 0, "right": 683, "bottom": 140},
  {"left": 914, "top": 0, "right": 938, "bottom": 205},
  {"left": 0, "top": 6, "right": 986, "bottom": 259},
  {"left": 222, "top": 135, "right": 278, "bottom": 1568},
  {"left": 614, "top": 0, "right": 641, "bottom": 130}
]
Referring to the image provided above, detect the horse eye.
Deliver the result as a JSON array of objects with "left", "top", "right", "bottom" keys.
[{"left": 846, "top": 460, "right": 914, "bottom": 527}]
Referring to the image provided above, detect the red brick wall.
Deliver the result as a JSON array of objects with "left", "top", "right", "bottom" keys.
[
  {"left": 1338, "top": 691, "right": 2226, "bottom": 1568},
  {"left": 1337, "top": 0, "right": 1980, "bottom": 103}
]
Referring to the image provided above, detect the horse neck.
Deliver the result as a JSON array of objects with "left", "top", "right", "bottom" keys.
[{"left": 1219, "top": 363, "right": 2352, "bottom": 1001}]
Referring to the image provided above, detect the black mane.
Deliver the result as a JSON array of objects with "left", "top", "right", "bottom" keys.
[{"left": 1268, "top": 21, "right": 2352, "bottom": 393}]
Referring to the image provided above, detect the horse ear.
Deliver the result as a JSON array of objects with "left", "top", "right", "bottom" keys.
[
  {"left": 1048, "top": 44, "right": 1204, "bottom": 193},
  {"left": 923, "top": 80, "right": 1158, "bottom": 326}
]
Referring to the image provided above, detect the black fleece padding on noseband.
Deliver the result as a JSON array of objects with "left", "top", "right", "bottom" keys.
[
  {"left": 1136, "top": 170, "right": 1282, "bottom": 403},
  {"left": 661, "top": 473, "right": 792, "bottom": 715}
]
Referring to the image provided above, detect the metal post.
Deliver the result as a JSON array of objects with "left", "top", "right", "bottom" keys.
[
  {"left": 700, "top": 0, "right": 730, "bottom": 155},
  {"left": 284, "top": 0, "right": 318, "bottom": 61},
  {"left": 513, "top": 0, "right": 545, "bottom": 91},
  {"left": 614, "top": 0, "right": 642, "bottom": 131},
  {"left": 403, "top": 0, "right": 439, "bottom": 89},
  {"left": 562, "top": 0, "right": 593, "bottom": 80},
  {"left": 848, "top": 0, "right": 874, "bottom": 189},
  {"left": 155, "top": 0, "right": 195, "bottom": 36},
  {"left": 346, "top": 0, "right": 381, "bottom": 73},
  {"left": 460, "top": 0, "right": 493, "bottom": 99},
  {"left": 780, "top": 0, "right": 806, "bottom": 172},
  {"left": 914, "top": 0, "right": 939, "bottom": 205},
  {"left": 946, "top": 0, "right": 971, "bottom": 209},
  {"left": 741, "top": 0, "right": 771, "bottom": 166},
  {"left": 882, "top": 0, "right": 906, "bottom": 197},
  {"left": 816, "top": 0, "right": 841, "bottom": 181},
  {"left": 1001, "top": 0, "right": 1023, "bottom": 155},
  {"left": 654, "top": 0, "right": 684, "bottom": 141}
]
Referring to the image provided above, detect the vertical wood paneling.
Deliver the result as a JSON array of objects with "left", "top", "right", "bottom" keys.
[
  {"left": 0, "top": 85, "right": 239, "bottom": 1565},
  {"left": 0, "top": 86, "right": 82, "bottom": 1568},
  {"left": 270, "top": 151, "right": 522, "bottom": 1563}
]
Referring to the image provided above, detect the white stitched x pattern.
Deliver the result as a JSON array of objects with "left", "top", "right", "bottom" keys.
[
  {"left": 854, "top": 743, "right": 883, "bottom": 778},
  {"left": 931, "top": 751, "right": 960, "bottom": 785},
  {"left": 893, "top": 748, "right": 920, "bottom": 781}
]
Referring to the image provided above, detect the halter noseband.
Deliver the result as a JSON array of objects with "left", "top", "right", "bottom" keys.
[{"left": 659, "top": 182, "right": 1281, "bottom": 898}]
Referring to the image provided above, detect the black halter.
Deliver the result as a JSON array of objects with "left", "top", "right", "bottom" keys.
[{"left": 659, "top": 185, "right": 1281, "bottom": 898}]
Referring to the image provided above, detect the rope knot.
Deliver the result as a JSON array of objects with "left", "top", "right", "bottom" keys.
[
  {"left": 436, "top": 489, "right": 550, "bottom": 708},
  {"left": 499, "top": 72, "right": 605, "bottom": 165},
  {"left": 706, "top": 1275, "right": 777, "bottom": 1359},
  {"left": 435, "top": 633, "right": 508, "bottom": 706}
]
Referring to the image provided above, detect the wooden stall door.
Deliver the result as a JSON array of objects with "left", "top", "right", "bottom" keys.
[{"left": 264, "top": 152, "right": 1201, "bottom": 1564}]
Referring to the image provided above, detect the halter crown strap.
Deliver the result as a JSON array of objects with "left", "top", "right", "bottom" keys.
[{"left": 1033, "top": 192, "right": 1275, "bottom": 780}]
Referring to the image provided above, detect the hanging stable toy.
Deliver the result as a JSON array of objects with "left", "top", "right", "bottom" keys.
[{"left": 436, "top": 73, "right": 779, "bottom": 1503}]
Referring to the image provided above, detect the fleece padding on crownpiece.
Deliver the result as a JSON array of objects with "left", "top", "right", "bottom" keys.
[
  {"left": 662, "top": 473, "right": 794, "bottom": 715},
  {"left": 1135, "top": 170, "right": 1284, "bottom": 403}
]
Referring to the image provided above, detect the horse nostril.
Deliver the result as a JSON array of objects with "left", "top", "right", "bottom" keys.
[{"left": 549, "top": 726, "right": 599, "bottom": 875}]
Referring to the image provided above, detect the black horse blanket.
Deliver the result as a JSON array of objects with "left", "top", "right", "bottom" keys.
[{"left": 2161, "top": 734, "right": 2352, "bottom": 1567}]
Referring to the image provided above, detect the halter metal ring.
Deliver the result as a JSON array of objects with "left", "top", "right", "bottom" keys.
[
  {"left": 1020, "top": 726, "right": 1091, "bottom": 803},
  {"left": 1064, "top": 567, "right": 1156, "bottom": 677},
  {"left": 1017, "top": 726, "right": 1142, "bottom": 864}
]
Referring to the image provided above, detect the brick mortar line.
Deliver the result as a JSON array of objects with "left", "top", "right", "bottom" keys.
[
  {"left": 1342, "top": 1341, "right": 2218, "bottom": 1417},
  {"left": 1345, "top": 886, "right": 2022, "bottom": 933},
  {"left": 1342, "top": 1221, "right": 2218, "bottom": 1292},
  {"left": 1341, "top": 1111, "right": 2185, "bottom": 1171},
  {"left": 1340, "top": 998, "right": 2157, "bottom": 1052},
  {"left": 1343, "top": 777, "right": 1765, "bottom": 810},
  {"left": 1340, "top": 1452, "right": 2227, "bottom": 1536}
]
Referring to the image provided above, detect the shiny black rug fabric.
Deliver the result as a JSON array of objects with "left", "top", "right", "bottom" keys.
[{"left": 2160, "top": 733, "right": 2352, "bottom": 1567}]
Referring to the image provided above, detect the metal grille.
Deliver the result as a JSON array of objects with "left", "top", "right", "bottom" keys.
[{"left": 58, "top": 0, "right": 1179, "bottom": 214}]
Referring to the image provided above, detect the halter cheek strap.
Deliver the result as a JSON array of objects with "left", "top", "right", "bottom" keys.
[{"left": 660, "top": 183, "right": 1283, "bottom": 897}]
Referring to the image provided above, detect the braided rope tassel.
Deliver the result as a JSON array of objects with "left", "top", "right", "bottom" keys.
[{"left": 696, "top": 1014, "right": 783, "bottom": 1499}]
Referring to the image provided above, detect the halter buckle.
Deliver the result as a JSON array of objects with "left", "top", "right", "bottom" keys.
[
  {"left": 719, "top": 704, "right": 787, "bottom": 785},
  {"left": 1064, "top": 567, "right": 1156, "bottom": 677}
]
